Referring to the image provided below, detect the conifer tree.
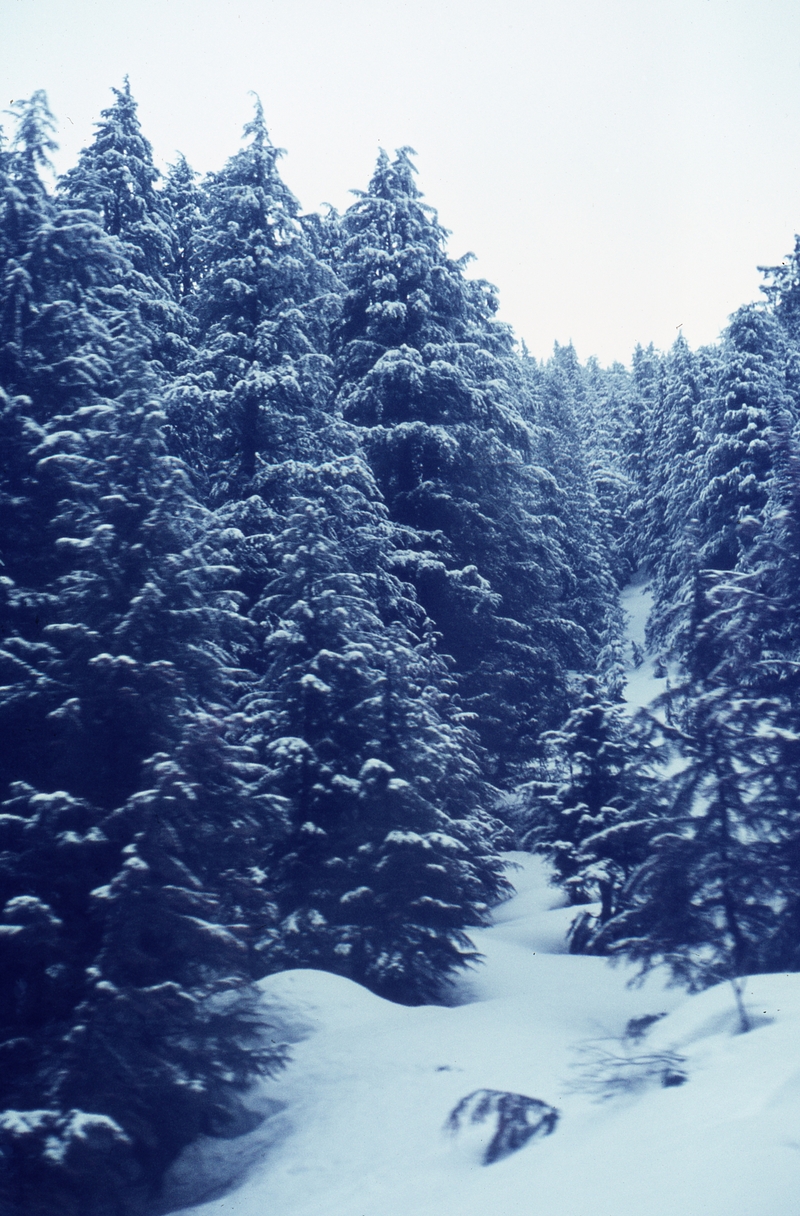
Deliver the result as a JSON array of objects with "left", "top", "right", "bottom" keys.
[
  {"left": 163, "top": 112, "right": 512, "bottom": 1002},
  {"left": 592, "top": 608, "right": 784, "bottom": 993},
  {"left": 1, "top": 92, "right": 60, "bottom": 394},
  {"left": 595, "top": 428, "right": 800, "bottom": 986},
  {"left": 0, "top": 100, "right": 286, "bottom": 1211},
  {"left": 590, "top": 303, "right": 800, "bottom": 1000},
  {"left": 0, "top": 391, "right": 287, "bottom": 1212},
  {"left": 228, "top": 460, "right": 511, "bottom": 1003},
  {"left": 334, "top": 148, "right": 595, "bottom": 777},
  {"left": 628, "top": 343, "right": 665, "bottom": 571},
  {"left": 58, "top": 79, "right": 187, "bottom": 374},
  {"left": 59, "top": 79, "right": 174, "bottom": 286},
  {"left": 645, "top": 334, "right": 707, "bottom": 658},
  {"left": 533, "top": 345, "right": 622, "bottom": 669},
  {"left": 760, "top": 234, "right": 800, "bottom": 344},
  {"left": 696, "top": 306, "right": 786, "bottom": 574},
  {"left": 520, "top": 677, "right": 662, "bottom": 945},
  {"left": 162, "top": 153, "right": 204, "bottom": 304},
  {"left": 580, "top": 357, "right": 639, "bottom": 587},
  {"left": 166, "top": 97, "right": 341, "bottom": 497}
]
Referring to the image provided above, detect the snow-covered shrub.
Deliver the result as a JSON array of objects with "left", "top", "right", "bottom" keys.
[{"left": 445, "top": 1088, "right": 559, "bottom": 1164}]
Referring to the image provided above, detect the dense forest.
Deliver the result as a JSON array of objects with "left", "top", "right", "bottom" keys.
[{"left": 2, "top": 84, "right": 800, "bottom": 1214}]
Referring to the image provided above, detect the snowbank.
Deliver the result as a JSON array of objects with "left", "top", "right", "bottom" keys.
[{"left": 167, "top": 850, "right": 800, "bottom": 1216}]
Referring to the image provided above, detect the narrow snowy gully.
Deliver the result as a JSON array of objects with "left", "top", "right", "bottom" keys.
[{"left": 169, "top": 581, "right": 800, "bottom": 1216}]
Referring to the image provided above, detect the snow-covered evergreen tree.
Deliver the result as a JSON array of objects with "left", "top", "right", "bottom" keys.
[
  {"left": 531, "top": 345, "right": 623, "bottom": 684},
  {"left": 644, "top": 334, "right": 708, "bottom": 658},
  {"left": 162, "top": 153, "right": 204, "bottom": 304},
  {"left": 0, "top": 101, "right": 287, "bottom": 1211},
  {"left": 161, "top": 113, "right": 511, "bottom": 1004},
  {"left": 760, "top": 233, "right": 800, "bottom": 344},
  {"left": 695, "top": 306, "right": 786, "bottom": 575},
  {"left": 59, "top": 79, "right": 174, "bottom": 286},
  {"left": 166, "top": 97, "right": 341, "bottom": 496},
  {"left": 58, "top": 79, "right": 188, "bottom": 375},
  {"left": 580, "top": 356, "right": 639, "bottom": 587},
  {"left": 240, "top": 485, "right": 509, "bottom": 1002},
  {"left": 520, "top": 676, "right": 663, "bottom": 945},
  {"left": 596, "top": 410, "right": 800, "bottom": 986},
  {"left": 628, "top": 342, "right": 665, "bottom": 571},
  {"left": 593, "top": 637, "right": 784, "bottom": 991},
  {"left": 334, "top": 148, "right": 600, "bottom": 778}
]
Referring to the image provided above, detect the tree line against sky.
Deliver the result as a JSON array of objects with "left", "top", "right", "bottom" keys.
[{"left": 1, "top": 82, "right": 800, "bottom": 1212}]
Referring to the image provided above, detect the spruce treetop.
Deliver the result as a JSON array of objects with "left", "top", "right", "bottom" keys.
[
  {"left": 338, "top": 146, "right": 506, "bottom": 359},
  {"left": 1, "top": 92, "right": 57, "bottom": 260},
  {"left": 192, "top": 97, "right": 306, "bottom": 346},
  {"left": 58, "top": 79, "right": 176, "bottom": 289},
  {"left": 60, "top": 79, "right": 157, "bottom": 232},
  {"left": 697, "top": 304, "right": 786, "bottom": 572},
  {"left": 8, "top": 90, "right": 58, "bottom": 186}
]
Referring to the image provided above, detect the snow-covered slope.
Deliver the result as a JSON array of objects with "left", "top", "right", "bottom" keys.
[
  {"left": 619, "top": 572, "right": 668, "bottom": 711},
  {"left": 169, "top": 852, "right": 800, "bottom": 1216}
]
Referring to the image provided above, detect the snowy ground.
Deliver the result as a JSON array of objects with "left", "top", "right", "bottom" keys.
[
  {"left": 168, "top": 853, "right": 800, "bottom": 1216},
  {"left": 167, "top": 580, "right": 800, "bottom": 1215},
  {"left": 619, "top": 572, "right": 668, "bottom": 712}
]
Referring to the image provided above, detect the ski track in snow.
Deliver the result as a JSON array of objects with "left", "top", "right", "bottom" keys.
[{"left": 168, "top": 581, "right": 800, "bottom": 1216}]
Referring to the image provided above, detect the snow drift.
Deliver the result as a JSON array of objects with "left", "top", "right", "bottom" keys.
[{"left": 168, "top": 850, "right": 800, "bottom": 1216}]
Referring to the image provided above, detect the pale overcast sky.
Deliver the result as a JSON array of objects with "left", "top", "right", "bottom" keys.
[{"left": 4, "top": 0, "right": 800, "bottom": 364}]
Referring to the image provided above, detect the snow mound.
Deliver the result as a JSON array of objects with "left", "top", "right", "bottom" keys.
[
  {"left": 648, "top": 971, "right": 800, "bottom": 1050},
  {"left": 256, "top": 967, "right": 392, "bottom": 1038}
]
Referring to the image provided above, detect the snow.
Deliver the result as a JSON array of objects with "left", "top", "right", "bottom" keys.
[
  {"left": 619, "top": 571, "right": 668, "bottom": 712},
  {"left": 165, "top": 577, "right": 800, "bottom": 1216},
  {"left": 166, "top": 851, "right": 800, "bottom": 1216}
]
